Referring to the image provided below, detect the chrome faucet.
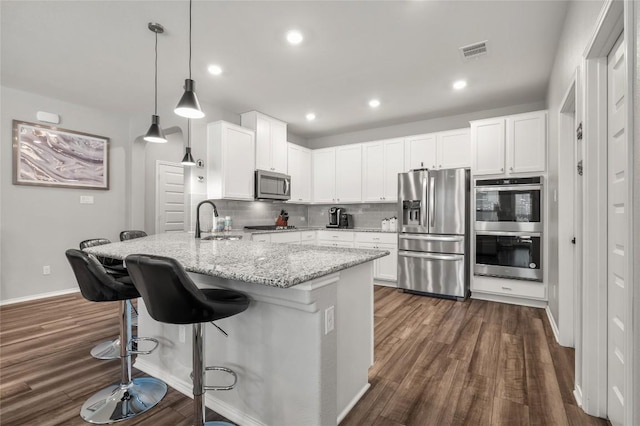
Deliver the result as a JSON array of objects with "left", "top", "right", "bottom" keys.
[{"left": 195, "top": 200, "right": 219, "bottom": 239}]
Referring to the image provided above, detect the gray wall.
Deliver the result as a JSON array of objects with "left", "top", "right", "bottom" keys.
[
  {"left": 306, "top": 101, "right": 545, "bottom": 149},
  {"left": 307, "top": 204, "right": 397, "bottom": 229},
  {"left": 0, "top": 86, "right": 131, "bottom": 301},
  {"left": 544, "top": 0, "right": 605, "bottom": 329}
]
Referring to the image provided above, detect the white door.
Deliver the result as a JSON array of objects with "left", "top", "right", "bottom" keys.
[
  {"left": 382, "top": 139, "right": 404, "bottom": 202},
  {"left": 404, "top": 134, "right": 437, "bottom": 170},
  {"left": 606, "top": 35, "right": 627, "bottom": 426},
  {"left": 437, "top": 128, "right": 470, "bottom": 169},
  {"left": 472, "top": 119, "right": 505, "bottom": 175},
  {"left": 312, "top": 148, "right": 336, "bottom": 203},
  {"left": 156, "top": 161, "right": 184, "bottom": 234},
  {"left": 335, "top": 144, "right": 362, "bottom": 202},
  {"left": 574, "top": 114, "right": 583, "bottom": 382},
  {"left": 362, "top": 142, "right": 385, "bottom": 202}
]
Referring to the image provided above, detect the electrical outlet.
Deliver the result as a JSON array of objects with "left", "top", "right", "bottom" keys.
[
  {"left": 179, "top": 325, "right": 186, "bottom": 343},
  {"left": 325, "top": 306, "right": 335, "bottom": 335},
  {"left": 43, "top": 265, "right": 51, "bottom": 275},
  {"left": 80, "top": 196, "right": 94, "bottom": 204}
]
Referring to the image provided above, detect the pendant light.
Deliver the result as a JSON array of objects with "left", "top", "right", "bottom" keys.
[
  {"left": 181, "top": 119, "right": 196, "bottom": 166},
  {"left": 175, "top": 0, "right": 205, "bottom": 119},
  {"left": 144, "top": 23, "right": 167, "bottom": 143}
]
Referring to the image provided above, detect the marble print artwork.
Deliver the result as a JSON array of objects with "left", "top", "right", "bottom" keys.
[{"left": 14, "top": 121, "right": 108, "bottom": 189}]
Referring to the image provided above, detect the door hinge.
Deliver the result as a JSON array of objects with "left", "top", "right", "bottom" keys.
[
  {"left": 576, "top": 122, "right": 583, "bottom": 140},
  {"left": 571, "top": 237, "right": 576, "bottom": 244},
  {"left": 577, "top": 160, "right": 583, "bottom": 176}
]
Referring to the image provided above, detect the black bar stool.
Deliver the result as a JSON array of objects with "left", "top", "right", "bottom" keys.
[
  {"left": 79, "top": 238, "right": 131, "bottom": 360},
  {"left": 119, "top": 230, "right": 148, "bottom": 241},
  {"left": 126, "top": 254, "right": 250, "bottom": 426},
  {"left": 66, "top": 249, "right": 167, "bottom": 424}
]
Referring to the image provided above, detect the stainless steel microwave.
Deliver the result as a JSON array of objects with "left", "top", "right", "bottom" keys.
[{"left": 255, "top": 170, "right": 291, "bottom": 201}]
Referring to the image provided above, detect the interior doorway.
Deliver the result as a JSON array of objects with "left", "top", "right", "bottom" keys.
[{"left": 155, "top": 161, "right": 185, "bottom": 234}]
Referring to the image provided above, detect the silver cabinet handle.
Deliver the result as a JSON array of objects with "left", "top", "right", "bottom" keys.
[
  {"left": 398, "top": 251, "right": 463, "bottom": 261},
  {"left": 429, "top": 177, "right": 435, "bottom": 228},
  {"left": 501, "top": 286, "right": 512, "bottom": 291},
  {"left": 500, "top": 167, "right": 504, "bottom": 171},
  {"left": 509, "top": 167, "right": 513, "bottom": 171},
  {"left": 432, "top": 165, "right": 435, "bottom": 168},
  {"left": 439, "top": 165, "right": 442, "bottom": 168}
]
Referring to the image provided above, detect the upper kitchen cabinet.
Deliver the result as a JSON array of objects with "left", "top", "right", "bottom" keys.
[
  {"left": 312, "top": 146, "right": 363, "bottom": 203},
  {"left": 404, "top": 128, "right": 470, "bottom": 171},
  {"left": 207, "top": 121, "right": 255, "bottom": 200},
  {"left": 362, "top": 138, "right": 404, "bottom": 202},
  {"left": 287, "top": 143, "right": 311, "bottom": 203},
  {"left": 471, "top": 110, "right": 547, "bottom": 176},
  {"left": 241, "top": 111, "right": 288, "bottom": 174}
]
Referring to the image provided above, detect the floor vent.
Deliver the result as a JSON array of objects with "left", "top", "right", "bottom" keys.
[{"left": 460, "top": 40, "right": 488, "bottom": 61}]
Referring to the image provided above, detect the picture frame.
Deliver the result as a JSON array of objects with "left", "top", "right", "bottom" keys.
[{"left": 12, "top": 120, "right": 110, "bottom": 190}]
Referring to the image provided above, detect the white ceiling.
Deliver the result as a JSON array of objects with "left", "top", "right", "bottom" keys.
[{"left": 1, "top": 1, "right": 568, "bottom": 139}]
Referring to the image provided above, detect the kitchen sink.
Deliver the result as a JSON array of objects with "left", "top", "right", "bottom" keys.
[{"left": 201, "top": 234, "right": 243, "bottom": 241}]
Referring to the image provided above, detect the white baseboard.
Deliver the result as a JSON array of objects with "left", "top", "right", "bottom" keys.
[
  {"left": 337, "top": 382, "right": 370, "bottom": 424},
  {"left": 574, "top": 385, "right": 583, "bottom": 407},
  {"left": 545, "top": 306, "right": 561, "bottom": 344},
  {"left": 134, "top": 358, "right": 265, "bottom": 426},
  {"left": 374, "top": 281, "right": 397, "bottom": 288},
  {"left": 470, "top": 291, "right": 547, "bottom": 308},
  {"left": 0, "top": 287, "right": 79, "bottom": 306}
]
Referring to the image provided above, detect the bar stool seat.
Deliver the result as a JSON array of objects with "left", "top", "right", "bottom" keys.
[
  {"left": 66, "top": 249, "right": 167, "bottom": 424},
  {"left": 126, "top": 254, "right": 249, "bottom": 426}
]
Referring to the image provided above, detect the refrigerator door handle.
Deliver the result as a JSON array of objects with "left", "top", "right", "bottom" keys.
[
  {"left": 399, "top": 234, "right": 464, "bottom": 243},
  {"left": 421, "top": 177, "right": 428, "bottom": 227},
  {"left": 398, "top": 251, "right": 463, "bottom": 261},
  {"left": 429, "top": 177, "right": 435, "bottom": 228}
]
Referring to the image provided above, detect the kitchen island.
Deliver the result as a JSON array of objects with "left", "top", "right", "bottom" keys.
[{"left": 84, "top": 233, "right": 388, "bottom": 426}]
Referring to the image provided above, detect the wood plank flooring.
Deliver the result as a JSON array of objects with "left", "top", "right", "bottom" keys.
[{"left": 0, "top": 288, "right": 608, "bottom": 425}]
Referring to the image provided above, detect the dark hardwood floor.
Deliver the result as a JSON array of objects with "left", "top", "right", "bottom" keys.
[{"left": 0, "top": 288, "right": 608, "bottom": 425}]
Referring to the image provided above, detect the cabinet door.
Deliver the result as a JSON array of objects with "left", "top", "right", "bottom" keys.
[
  {"left": 223, "top": 125, "right": 255, "bottom": 199},
  {"left": 383, "top": 139, "right": 404, "bottom": 202},
  {"left": 271, "top": 121, "right": 288, "bottom": 173},
  {"left": 472, "top": 119, "right": 505, "bottom": 175},
  {"left": 255, "top": 115, "right": 272, "bottom": 171},
  {"left": 507, "top": 111, "right": 546, "bottom": 174},
  {"left": 312, "top": 148, "right": 336, "bottom": 203},
  {"left": 404, "top": 134, "right": 437, "bottom": 170},
  {"left": 287, "top": 144, "right": 303, "bottom": 202},
  {"left": 335, "top": 145, "right": 363, "bottom": 202},
  {"left": 437, "top": 128, "right": 470, "bottom": 169},
  {"left": 375, "top": 245, "right": 398, "bottom": 281},
  {"left": 298, "top": 147, "right": 311, "bottom": 202},
  {"left": 362, "top": 142, "right": 385, "bottom": 202}
]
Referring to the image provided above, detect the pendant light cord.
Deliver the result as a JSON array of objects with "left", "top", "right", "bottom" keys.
[
  {"left": 154, "top": 30, "right": 158, "bottom": 115},
  {"left": 188, "top": 0, "right": 192, "bottom": 79},
  {"left": 187, "top": 119, "right": 191, "bottom": 148}
]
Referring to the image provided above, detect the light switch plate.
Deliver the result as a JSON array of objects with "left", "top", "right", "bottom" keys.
[{"left": 80, "top": 196, "right": 94, "bottom": 204}]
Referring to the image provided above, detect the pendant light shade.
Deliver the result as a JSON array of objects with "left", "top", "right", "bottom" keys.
[
  {"left": 144, "top": 22, "right": 167, "bottom": 143},
  {"left": 175, "top": 79, "right": 204, "bottom": 119},
  {"left": 175, "top": 0, "right": 204, "bottom": 119},
  {"left": 181, "top": 147, "right": 196, "bottom": 166}
]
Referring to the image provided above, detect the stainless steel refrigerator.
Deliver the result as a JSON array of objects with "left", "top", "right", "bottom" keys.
[{"left": 397, "top": 168, "right": 470, "bottom": 299}]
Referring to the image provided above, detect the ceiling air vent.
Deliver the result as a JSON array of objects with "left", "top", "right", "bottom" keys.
[{"left": 459, "top": 40, "right": 488, "bottom": 61}]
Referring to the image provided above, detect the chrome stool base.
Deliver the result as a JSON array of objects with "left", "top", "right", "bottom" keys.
[
  {"left": 80, "top": 377, "right": 167, "bottom": 424},
  {"left": 90, "top": 338, "right": 120, "bottom": 360}
]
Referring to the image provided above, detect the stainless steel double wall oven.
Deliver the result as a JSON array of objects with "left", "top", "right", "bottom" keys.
[{"left": 474, "top": 176, "right": 543, "bottom": 281}]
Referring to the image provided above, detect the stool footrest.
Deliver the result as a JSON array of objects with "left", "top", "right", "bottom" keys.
[
  {"left": 128, "top": 337, "right": 159, "bottom": 355},
  {"left": 204, "top": 366, "right": 238, "bottom": 391}
]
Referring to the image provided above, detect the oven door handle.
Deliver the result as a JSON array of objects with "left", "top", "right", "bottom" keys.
[
  {"left": 399, "top": 251, "right": 463, "bottom": 261},
  {"left": 476, "top": 231, "right": 541, "bottom": 237},
  {"left": 475, "top": 185, "right": 542, "bottom": 192}
]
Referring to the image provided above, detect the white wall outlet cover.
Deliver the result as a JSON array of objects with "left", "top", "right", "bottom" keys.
[
  {"left": 36, "top": 111, "right": 60, "bottom": 124},
  {"left": 42, "top": 265, "right": 51, "bottom": 275},
  {"left": 324, "top": 305, "right": 335, "bottom": 335},
  {"left": 80, "top": 195, "right": 94, "bottom": 204}
]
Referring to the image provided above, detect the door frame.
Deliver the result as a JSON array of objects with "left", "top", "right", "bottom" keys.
[{"left": 580, "top": 0, "right": 636, "bottom": 422}]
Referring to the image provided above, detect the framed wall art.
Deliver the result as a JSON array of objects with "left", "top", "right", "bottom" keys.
[{"left": 12, "top": 120, "right": 110, "bottom": 190}]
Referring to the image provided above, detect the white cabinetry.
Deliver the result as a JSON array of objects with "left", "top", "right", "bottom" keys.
[
  {"left": 316, "top": 231, "right": 355, "bottom": 248},
  {"left": 362, "top": 138, "right": 404, "bottom": 202},
  {"left": 300, "top": 231, "right": 316, "bottom": 245},
  {"left": 207, "top": 121, "right": 255, "bottom": 200},
  {"left": 471, "top": 111, "right": 546, "bottom": 176},
  {"left": 354, "top": 233, "right": 397, "bottom": 283},
  {"left": 287, "top": 143, "right": 311, "bottom": 203},
  {"left": 241, "top": 111, "right": 288, "bottom": 174},
  {"left": 252, "top": 234, "right": 271, "bottom": 243},
  {"left": 270, "top": 232, "right": 301, "bottom": 244},
  {"left": 404, "top": 128, "right": 470, "bottom": 171},
  {"left": 312, "top": 147, "right": 363, "bottom": 203}
]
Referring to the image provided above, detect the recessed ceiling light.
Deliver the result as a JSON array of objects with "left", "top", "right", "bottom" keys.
[
  {"left": 208, "top": 65, "right": 223, "bottom": 75},
  {"left": 286, "top": 30, "right": 304, "bottom": 45},
  {"left": 306, "top": 113, "right": 316, "bottom": 121},
  {"left": 369, "top": 99, "right": 381, "bottom": 108},
  {"left": 453, "top": 80, "right": 467, "bottom": 90}
]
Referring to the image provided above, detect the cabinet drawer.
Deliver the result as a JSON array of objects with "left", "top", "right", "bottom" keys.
[
  {"left": 318, "top": 241, "right": 354, "bottom": 248},
  {"left": 472, "top": 275, "right": 545, "bottom": 299},
  {"left": 270, "top": 232, "right": 301, "bottom": 244},
  {"left": 355, "top": 232, "right": 396, "bottom": 245},
  {"left": 300, "top": 231, "right": 316, "bottom": 242},
  {"left": 252, "top": 234, "right": 271, "bottom": 243},
  {"left": 317, "top": 231, "right": 355, "bottom": 242}
]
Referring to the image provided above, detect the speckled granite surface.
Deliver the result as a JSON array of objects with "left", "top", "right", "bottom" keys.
[
  {"left": 247, "top": 227, "right": 396, "bottom": 235},
  {"left": 84, "top": 233, "right": 388, "bottom": 288}
]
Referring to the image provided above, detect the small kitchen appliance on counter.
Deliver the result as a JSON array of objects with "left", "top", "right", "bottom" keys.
[
  {"left": 327, "top": 207, "right": 342, "bottom": 228},
  {"left": 339, "top": 212, "right": 353, "bottom": 229}
]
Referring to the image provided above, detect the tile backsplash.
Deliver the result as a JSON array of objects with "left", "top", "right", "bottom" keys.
[{"left": 307, "top": 203, "right": 397, "bottom": 229}]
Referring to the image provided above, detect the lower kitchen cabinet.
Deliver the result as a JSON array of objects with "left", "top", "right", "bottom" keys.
[
  {"left": 270, "top": 232, "right": 301, "bottom": 244},
  {"left": 251, "top": 234, "right": 271, "bottom": 243},
  {"left": 355, "top": 242, "right": 397, "bottom": 283}
]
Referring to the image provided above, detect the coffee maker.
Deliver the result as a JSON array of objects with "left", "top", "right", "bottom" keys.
[{"left": 327, "top": 207, "right": 342, "bottom": 228}]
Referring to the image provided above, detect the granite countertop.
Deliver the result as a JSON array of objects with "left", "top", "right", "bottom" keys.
[
  {"left": 246, "top": 227, "right": 397, "bottom": 235},
  {"left": 84, "top": 233, "right": 388, "bottom": 288}
]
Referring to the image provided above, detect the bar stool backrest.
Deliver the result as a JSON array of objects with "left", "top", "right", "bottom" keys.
[
  {"left": 66, "top": 249, "right": 139, "bottom": 302},
  {"left": 79, "top": 238, "right": 111, "bottom": 250},
  {"left": 120, "top": 230, "right": 148, "bottom": 241},
  {"left": 126, "top": 254, "right": 249, "bottom": 325}
]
